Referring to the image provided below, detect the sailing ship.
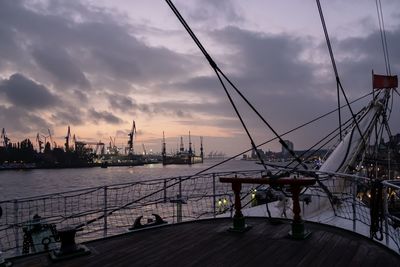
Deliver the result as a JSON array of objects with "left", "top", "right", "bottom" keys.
[{"left": 0, "top": 0, "right": 400, "bottom": 266}]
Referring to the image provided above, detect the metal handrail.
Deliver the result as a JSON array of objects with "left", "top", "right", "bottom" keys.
[{"left": 0, "top": 170, "right": 399, "bottom": 256}]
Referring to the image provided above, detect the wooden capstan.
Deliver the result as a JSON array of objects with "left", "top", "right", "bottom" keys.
[{"left": 219, "top": 177, "right": 316, "bottom": 239}]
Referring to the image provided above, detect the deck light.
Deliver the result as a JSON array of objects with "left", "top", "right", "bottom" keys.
[{"left": 250, "top": 189, "right": 257, "bottom": 199}]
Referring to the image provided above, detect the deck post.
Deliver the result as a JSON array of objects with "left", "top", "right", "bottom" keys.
[
  {"left": 229, "top": 181, "right": 250, "bottom": 232},
  {"left": 289, "top": 185, "right": 311, "bottom": 239},
  {"left": 220, "top": 177, "right": 314, "bottom": 235}
]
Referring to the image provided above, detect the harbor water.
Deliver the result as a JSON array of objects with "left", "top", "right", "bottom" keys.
[{"left": 0, "top": 159, "right": 262, "bottom": 201}]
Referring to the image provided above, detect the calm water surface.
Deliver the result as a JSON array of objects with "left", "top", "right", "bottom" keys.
[{"left": 0, "top": 159, "right": 262, "bottom": 201}]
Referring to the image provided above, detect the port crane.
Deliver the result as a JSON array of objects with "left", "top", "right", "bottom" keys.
[
  {"left": 36, "top": 133, "right": 43, "bottom": 153},
  {"left": 109, "top": 136, "right": 118, "bottom": 154},
  {"left": 1, "top": 128, "right": 10, "bottom": 148},
  {"left": 65, "top": 126, "right": 71, "bottom": 152},
  {"left": 38, "top": 129, "right": 53, "bottom": 151},
  {"left": 74, "top": 136, "right": 105, "bottom": 155},
  {"left": 142, "top": 143, "right": 147, "bottom": 155},
  {"left": 126, "top": 120, "right": 136, "bottom": 155},
  {"left": 48, "top": 129, "right": 54, "bottom": 149}
]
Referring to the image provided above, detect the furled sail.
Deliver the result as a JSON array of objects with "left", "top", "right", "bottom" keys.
[
  {"left": 319, "top": 96, "right": 385, "bottom": 174},
  {"left": 301, "top": 94, "right": 387, "bottom": 220}
]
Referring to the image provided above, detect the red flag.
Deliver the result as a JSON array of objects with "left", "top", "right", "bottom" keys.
[{"left": 373, "top": 74, "right": 398, "bottom": 89}]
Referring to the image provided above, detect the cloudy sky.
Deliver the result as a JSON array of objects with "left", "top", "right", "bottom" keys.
[{"left": 0, "top": 0, "right": 399, "bottom": 156}]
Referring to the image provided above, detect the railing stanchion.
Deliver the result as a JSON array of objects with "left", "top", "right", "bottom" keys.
[
  {"left": 103, "top": 186, "right": 108, "bottom": 238},
  {"left": 64, "top": 197, "right": 67, "bottom": 217},
  {"left": 352, "top": 178, "right": 356, "bottom": 232},
  {"left": 179, "top": 177, "right": 182, "bottom": 197},
  {"left": 383, "top": 184, "right": 389, "bottom": 246},
  {"left": 163, "top": 179, "right": 167, "bottom": 203},
  {"left": 213, "top": 173, "right": 216, "bottom": 218},
  {"left": 177, "top": 177, "right": 182, "bottom": 223},
  {"left": 14, "top": 200, "right": 19, "bottom": 255}
]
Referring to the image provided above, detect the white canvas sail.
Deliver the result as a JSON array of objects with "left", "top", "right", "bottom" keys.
[
  {"left": 319, "top": 97, "right": 385, "bottom": 174},
  {"left": 301, "top": 95, "right": 386, "bottom": 219}
]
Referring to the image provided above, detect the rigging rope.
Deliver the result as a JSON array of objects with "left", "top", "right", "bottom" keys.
[
  {"left": 286, "top": 107, "right": 365, "bottom": 173},
  {"left": 165, "top": 0, "right": 306, "bottom": 170},
  {"left": 213, "top": 68, "right": 269, "bottom": 171},
  {"left": 74, "top": 84, "right": 374, "bottom": 230},
  {"left": 374, "top": 0, "right": 395, "bottom": 180},
  {"left": 375, "top": 0, "right": 391, "bottom": 75},
  {"left": 185, "top": 91, "right": 374, "bottom": 181},
  {"left": 316, "top": 0, "right": 367, "bottom": 146},
  {"left": 165, "top": 0, "right": 268, "bottom": 170},
  {"left": 73, "top": 0, "right": 381, "bottom": 230},
  {"left": 315, "top": 0, "right": 342, "bottom": 140}
]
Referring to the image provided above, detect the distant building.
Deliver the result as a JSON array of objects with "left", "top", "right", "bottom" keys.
[
  {"left": 281, "top": 140, "right": 294, "bottom": 158},
  {"left": 251, "top": 148, "right": 265, "bottom": 159}
]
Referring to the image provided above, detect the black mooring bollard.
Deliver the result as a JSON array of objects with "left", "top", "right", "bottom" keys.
[{"left": 50, "top": 226, "right": 90, "bottom": 261}]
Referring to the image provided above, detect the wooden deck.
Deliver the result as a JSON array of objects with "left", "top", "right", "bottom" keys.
[{"left": 10, "top": 218, "right": 400, "bottom": 266}]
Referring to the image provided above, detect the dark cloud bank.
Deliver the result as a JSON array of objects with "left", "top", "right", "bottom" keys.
[{"left": 0, "top": 0, "right": 399, "bottom": 151}]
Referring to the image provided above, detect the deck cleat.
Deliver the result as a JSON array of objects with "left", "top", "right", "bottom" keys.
[{"left": 49, "top": 226, "right": 90, "bottom": 262}]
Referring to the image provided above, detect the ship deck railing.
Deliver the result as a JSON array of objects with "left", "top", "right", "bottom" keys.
[{"left": 0, "top": 169, "right": 399, "bottom": 258}]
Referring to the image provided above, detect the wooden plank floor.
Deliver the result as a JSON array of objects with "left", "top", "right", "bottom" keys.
[{"left": 10, "top": 218, "right": 400, "bottom": 267}]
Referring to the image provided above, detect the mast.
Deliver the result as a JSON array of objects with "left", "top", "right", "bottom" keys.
[
  {"left": 162, "top": 131, "right": 166, "bottom": 164},
  {"left": 179, "top": 136, "right": 184, "bottom": 153},
  {"left": 200, "top": 136, "right": 204, "bottom": 163},
  {"left": 320, "top": 73, "right": 397, "bottom": 174},
  {"left": 188, "top": 131, "right": 192, "bottom": 164}
]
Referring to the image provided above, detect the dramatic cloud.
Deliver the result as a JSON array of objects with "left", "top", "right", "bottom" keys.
[
  {"left": 210, "top": 26, "right": 318, "bottom": 95},
  {"left": 0, "top": 73, "right": 59, "bottom": 109},
  {"left": 106, "top": 93, "right": 135, "bottom": 112},
  {"left": 51, "top": 109, "right": 85, "bottom": 126},
  {"left": 184, "top": 0, "right": 243, "bottom": 24},
  {"left": 88, "top": 108, "right": 123, "bottom": 124},
  {"left": 0, "top": 105, "right": 50, "bottom": 134},
  {"left": 0, "top": 0, "right": 399, "bottom": 154},
  {"left": 32, "top": 45, "right": 91, "bottom": 89}
]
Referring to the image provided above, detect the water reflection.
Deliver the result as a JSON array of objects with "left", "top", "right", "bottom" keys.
[{"left": 0, "top": 159, "right": 262, "bottom": 200}]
